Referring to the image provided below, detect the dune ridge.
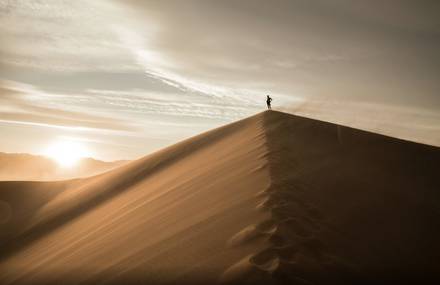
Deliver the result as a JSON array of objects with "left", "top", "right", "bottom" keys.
[
  {"left": 0, "top": 112, "right": 271, "bottom": 284},
  {"left": 220, "top": 111, "right": 440, "bottom": 284},
  {"left": 0, "top": 111, "right": 439, "bottom": 284}
]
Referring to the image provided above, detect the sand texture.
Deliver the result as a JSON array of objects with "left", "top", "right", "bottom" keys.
[{"left": 0, "top": 111, "right": 439, "bottom": 284}]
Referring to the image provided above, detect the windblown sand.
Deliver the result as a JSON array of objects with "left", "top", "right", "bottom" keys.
[{"left": 0, "top": 111, "right": 439, "bottom": 284}]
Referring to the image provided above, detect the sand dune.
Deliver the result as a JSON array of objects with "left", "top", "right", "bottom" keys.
[{"left": 0, "top": 111, "right": 439, "bottom": 284}]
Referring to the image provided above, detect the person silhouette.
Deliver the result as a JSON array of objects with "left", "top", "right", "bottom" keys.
[{"left": 266, "top": 95, "right": 273, "bottom": 110}]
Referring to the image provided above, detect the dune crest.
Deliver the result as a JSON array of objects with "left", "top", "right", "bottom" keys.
[{"left": 0, "top": 111, "right": 439, "bottom": 284}]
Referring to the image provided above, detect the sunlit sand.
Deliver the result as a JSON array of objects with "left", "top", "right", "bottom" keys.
[{"left": 0, "top": 111, "right": 439, "bottom": 284}]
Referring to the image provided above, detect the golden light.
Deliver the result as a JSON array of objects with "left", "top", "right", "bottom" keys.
[{"left": 44, "top": 140, "right": 89, "bottom": 167}]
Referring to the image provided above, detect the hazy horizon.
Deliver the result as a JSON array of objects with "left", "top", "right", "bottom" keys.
[{"left": 1, "top": 0, "right": 439, "bottom": 161}]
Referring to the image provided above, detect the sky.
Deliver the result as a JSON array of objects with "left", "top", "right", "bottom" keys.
[{"left": 1, "top": 0, "right": 439, "bottom": 161}]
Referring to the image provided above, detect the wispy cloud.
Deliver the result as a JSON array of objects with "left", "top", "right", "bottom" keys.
[
  {"left": 0, "top": 80, "right": 137, "bottom": 132},
  {"left": 0, "top": 0, "right": 138, "bottom": 71},
  {"left": 85, "top": 89, "right": 259, "bottom": 120},
  {"left": 0, "top": 0, "right": 439, "bottom": 159}
]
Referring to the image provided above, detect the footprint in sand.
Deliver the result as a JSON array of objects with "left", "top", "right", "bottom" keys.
[
  {"left": 251, "top": 249, "right": 315, "bottom": 285},
  {"left": 227, "top": 219, "right": 278, "bottom": 247},
  {"left": 225, "top": 250, "right": 286, "bottom": 275},
  {"left": 218, "top": 255, "right": 273, "bottom": 284},
  {"left": 251, "top": 164, "right": 267, "bottom": 172},
  {"left": 255, "top": 196, "right": 272, "bottom": 210},
  {"left": 250, "top": 248, "right": 280, "bottom": 272},
  {"left": 227, "top": 225, "right": 263, "bottom": 247}
]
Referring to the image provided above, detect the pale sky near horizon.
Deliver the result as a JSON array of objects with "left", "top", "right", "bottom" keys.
[{"left": 1, "top": 0, "right": 439, "bottom": 161}]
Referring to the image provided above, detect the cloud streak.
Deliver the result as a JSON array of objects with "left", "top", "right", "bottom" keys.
[
  {"left": 0, "top": 80, "right": 137, "bottom": 132},
  {"left": 0, "top": 0, "right": 138, "bottom": 71}
]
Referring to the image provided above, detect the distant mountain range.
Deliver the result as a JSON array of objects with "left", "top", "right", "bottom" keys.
[{"left": 0, "top": 152, "right": 128, "bottom": 181}]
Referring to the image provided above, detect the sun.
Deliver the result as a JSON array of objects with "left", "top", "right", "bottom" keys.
[{"left": 44, "top": 140, "right": 89, "bottom": 167}]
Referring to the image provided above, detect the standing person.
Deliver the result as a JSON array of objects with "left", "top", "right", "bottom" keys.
[{"left": 266, "top": 95, "right": 273, "bottom": 110}]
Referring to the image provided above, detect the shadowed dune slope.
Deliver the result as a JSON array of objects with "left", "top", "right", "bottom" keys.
[
  {"left": 256, "top": 111, "right": 440, "bottom": 285},
  {"left": 0, "top": 110, "right": 439, "bottom": 285}
]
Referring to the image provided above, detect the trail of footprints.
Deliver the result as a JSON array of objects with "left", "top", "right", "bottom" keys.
[{"left": 220, "top": 180, "right": 350, "bottom": 285}]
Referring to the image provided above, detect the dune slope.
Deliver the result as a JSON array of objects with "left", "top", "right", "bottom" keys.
[
  {"left": 0, "top": 111, "right": 439, "bottom": 284},
  {"left": 256, "top": 111, "right": 440, "bottom": 284}
]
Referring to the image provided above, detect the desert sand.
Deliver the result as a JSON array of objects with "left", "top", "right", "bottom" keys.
[{"left": 0, "top": 110, "right": 439, "bottom": 284}]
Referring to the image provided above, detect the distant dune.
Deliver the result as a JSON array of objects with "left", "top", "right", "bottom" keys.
[
  {"left": 0, "top": 111, "right": 439, "bottom": 284},
  {"left": 0, "top": 153, "right": 128, "bottom": 181}
]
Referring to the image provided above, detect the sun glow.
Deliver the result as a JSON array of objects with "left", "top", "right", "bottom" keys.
[{"left": 44, "top": 140, "right": 89, "bottom": 167}]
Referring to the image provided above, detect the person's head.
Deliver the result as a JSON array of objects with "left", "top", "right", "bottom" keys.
[{"left": 267, "top": 95, "right": 269, "bottom": 99}]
